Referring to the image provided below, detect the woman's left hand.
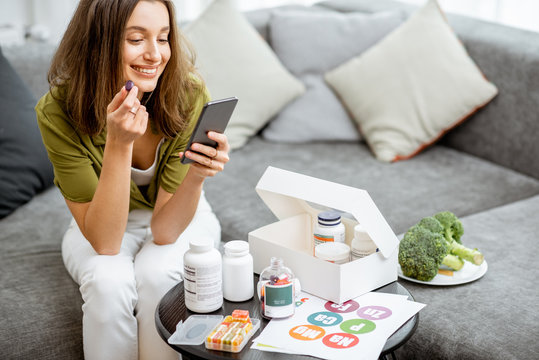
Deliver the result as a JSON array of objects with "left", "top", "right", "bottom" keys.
[{"left": 179, "top": 131, "right": 230, "bottom": 180}]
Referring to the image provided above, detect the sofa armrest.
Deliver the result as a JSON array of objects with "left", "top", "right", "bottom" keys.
[{"left": 441, "top": 17, "right": 539, "bottom": 180}]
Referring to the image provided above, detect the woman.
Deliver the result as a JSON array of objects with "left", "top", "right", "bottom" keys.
[{"left": 36, "top": 1, "right": 228, "bottom": 359}]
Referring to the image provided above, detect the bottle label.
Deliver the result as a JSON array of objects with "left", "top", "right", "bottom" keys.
[
  {"left": 264, "top": 283, "right": 294, "bottom": 318},
  {"left": 351, "top": 247, "right": 379, "bottom": 261},
  {"left": 184, "top": 264, "right": 222, "bottom": 309},
  {"left": 314, "top": 232, "right": 345, "bottom": 247}
]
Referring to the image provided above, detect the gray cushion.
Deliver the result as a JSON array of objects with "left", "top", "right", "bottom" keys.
[
  {"left": 204, "top": 137, "right": 539, "bottom": 240},
  {"left": 261, "top": 9, "right": 404, "bottom": 143},
  {"left": 395, "top": 195, "right": 539, "bottom": 359},
  {"left": 263, "top": 75, "right": 357, "bottom": 142},
  {"left": 318, "top": 0, "right": 415, "bottom": 15},
  {"left": 0, "top": 46, "right": 54, "bottom": 219},
  {"left": 244, "top": 5, "right": 330, "bottom": 42},
  {"left": 2, "top": 43, "right": 55, "bottom": 99}
]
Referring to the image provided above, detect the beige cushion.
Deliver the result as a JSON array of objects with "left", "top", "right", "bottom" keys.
[
  {"left": 325, "top": 0, "right": 498, "bottom": 162},
  {"left": 184, "top": 0, "right": 305, "bottom": 149}
]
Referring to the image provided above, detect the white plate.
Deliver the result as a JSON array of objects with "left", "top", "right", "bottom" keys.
[{"left": 398, "top": 260, "right": 488, "bottom": 286}]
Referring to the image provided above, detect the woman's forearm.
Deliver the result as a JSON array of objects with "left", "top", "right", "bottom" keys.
[
  {"left": 151, "top": 131, "right": 230, "bottom": 245},
  {"left": 150, "top": 171, "right": 204, "bottom": 245},
  {"left": 83, "top": 140, "right": 133, "bottom": 254}
]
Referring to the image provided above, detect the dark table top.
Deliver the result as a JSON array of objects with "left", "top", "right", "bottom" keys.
[{"left": 155, "top": 278, "right": 418, "bottom": 360}]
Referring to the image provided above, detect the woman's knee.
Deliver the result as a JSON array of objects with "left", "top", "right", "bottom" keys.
[
  {"left": 80, "top": 256, "right": 137, "bottom": 322},
  {"left": 134, "top": 244, "right": 182, "bottom": 296}
]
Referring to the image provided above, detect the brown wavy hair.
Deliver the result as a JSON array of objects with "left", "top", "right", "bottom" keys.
[{"left": 48, "top": 0, "right": 203, "bottom": 138}]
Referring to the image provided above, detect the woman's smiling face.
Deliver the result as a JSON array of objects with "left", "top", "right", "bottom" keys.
[{"left": 123, "top": 0, "right": 171, "bottom": 98}]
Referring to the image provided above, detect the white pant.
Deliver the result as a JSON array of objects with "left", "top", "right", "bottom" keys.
[{"left": 62, "top": 193, "right": 220, "bottom": 360}]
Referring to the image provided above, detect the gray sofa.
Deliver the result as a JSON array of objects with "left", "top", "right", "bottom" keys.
[{"left": 1, "top": 0, "right": 539, "bottom": 359}]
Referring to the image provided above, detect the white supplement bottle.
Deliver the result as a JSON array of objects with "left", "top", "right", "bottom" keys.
[
  {"left": 313, "top": 211, "right": 346, "bottom": 252},
  {"left": 351, "top": 224, "right": 379, "bottom": 260},
  {"left": 183, "top": 238, "right": 223, "bottom": 313},
  {"left": 222, "top": 240, "right": 254, "bottom": 302},
  {"left": 315, "top": 242, "right": 351, "bottom": 264}
]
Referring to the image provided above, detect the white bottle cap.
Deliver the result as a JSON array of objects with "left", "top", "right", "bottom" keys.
[
  {"left": 317, "top": 211, "right": 342, "bottom": 226},
  {"left": 352, "top": 224, "right": 378, "bottom": 258},
  {"left": 224, "top": 240, "right": 249, "bottom": 256},
  {"left": 354, "top": 224, "right": 372, "bottom": 241},
  {"left": 189, "top": 238, "right": 213, "bottom": 252}
]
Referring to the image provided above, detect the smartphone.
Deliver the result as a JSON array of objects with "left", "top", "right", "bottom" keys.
[{"left": 181, "top": 97, "right": 238, "bottom": 164}]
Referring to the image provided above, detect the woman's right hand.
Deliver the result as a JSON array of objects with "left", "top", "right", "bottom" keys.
[{"left": 106, "top": 85, "right": 148, "bottom": 145}]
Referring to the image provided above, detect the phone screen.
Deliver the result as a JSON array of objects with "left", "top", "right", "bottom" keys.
[{"left": 181, "top": 97, "right": 238, "bottom": 164}]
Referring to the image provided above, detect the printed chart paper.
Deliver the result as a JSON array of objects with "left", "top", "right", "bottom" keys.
[{"left": 252, "top": 291, "right": 425, "bottom": 360}]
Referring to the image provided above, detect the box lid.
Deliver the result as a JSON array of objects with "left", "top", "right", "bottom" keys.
[{"left": 255, "top": 166, "right": 398, "bottom": 257}]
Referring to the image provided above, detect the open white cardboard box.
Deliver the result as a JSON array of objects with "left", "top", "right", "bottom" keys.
[{"left": 248, "top": 166, "right": 399, "bottom": 304}]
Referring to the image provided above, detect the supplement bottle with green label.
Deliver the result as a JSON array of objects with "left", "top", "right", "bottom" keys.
[{"left": 258, "top": 257, "right": 295, "bottom": 319}]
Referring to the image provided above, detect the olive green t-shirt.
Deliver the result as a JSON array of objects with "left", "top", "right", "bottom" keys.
[{"left": 35, "top": 85, "right": 209, "bottom": 211}]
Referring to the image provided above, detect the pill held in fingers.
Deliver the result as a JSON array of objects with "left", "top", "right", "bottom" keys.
[{"left": 125, "top": 80, "right": 134, "bottom": 91}]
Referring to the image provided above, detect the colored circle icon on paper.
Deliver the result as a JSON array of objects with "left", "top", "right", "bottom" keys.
[
  {"left": 307, "top": 311, "right": 343, "bottom": 327},
  {"left": 289, "top": 325, "right": 325, "bottom": 341},
  {"left": 340, "top": 319, "right": 376, "bottom": 334},
  {"left": 357, "top": 306, "right": 392, "bottom": 320},
  {"left": 322, "top": 332, "right": 360, "bottom": 349},
  {"left": 324, "top": 300, "right": 360, "bottom": 313}
]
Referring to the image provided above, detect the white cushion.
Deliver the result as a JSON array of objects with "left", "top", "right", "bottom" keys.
[
  {"left": 325, "top": 0, "right": 498, "bottom": 162},
  {"left": 185, "top": 0, "right": 305, "bottom": 149}
]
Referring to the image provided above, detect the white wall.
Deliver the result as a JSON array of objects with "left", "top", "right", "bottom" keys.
[
  {"left": 0, "top": 0, "right": 537, "bottom": 47},
  {"left": 0, "top": 1, "right": 29, "bottom": 25},
  {"left": 398, "top": 0, "right": 539, "bottom": 32},
  {"left": 31, "top": 0, "right": 78, "bottom": 42},
  {"left": 0, "top": 0, "right": 317, "bottom": 46},
  {"left": 0, "top": 0, "right": 30, "bottom": 45}
]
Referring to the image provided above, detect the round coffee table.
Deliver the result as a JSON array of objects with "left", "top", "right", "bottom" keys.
[{"left": 155, "top": 278, "right": 418, "bottom": 360}]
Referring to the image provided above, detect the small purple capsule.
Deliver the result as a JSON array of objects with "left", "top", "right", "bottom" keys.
[
  {"left": 125, "top": 80, "right": 134, "bottom": 91},
  {"left": 270, "top": 275, "right": 279, "bottom": 284}
]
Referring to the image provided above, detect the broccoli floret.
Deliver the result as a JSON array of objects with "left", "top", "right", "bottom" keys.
[
  {"left": 433, "top": 211, "right": 464, "bottom": 244},
  {"left": 417, "top": 216, "right": 444, "bottom": 234},
  {"left": 434, "top": 211, "right": 484, "bottom": 265},
  {"left": 417, "top": 217, "right": 464, "bottom": 270},
  {"left": 398, "top": 225, "right": 448, "bottom": 281}
]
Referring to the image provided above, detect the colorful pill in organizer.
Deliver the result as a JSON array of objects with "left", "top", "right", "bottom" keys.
[
  {"left": 231, "top": 309, "right": 251, "bottom": 322},
  {"left": 205, "top": 310, "right": 259, "bottom": 352}
]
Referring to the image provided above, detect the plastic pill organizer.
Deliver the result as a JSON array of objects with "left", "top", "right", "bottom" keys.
[
  {"left": 168, "top": 310, "right": 260, "bottom": 353},
  {"left": 206, "top": 310, "right": 260, "bottom": 353}
]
